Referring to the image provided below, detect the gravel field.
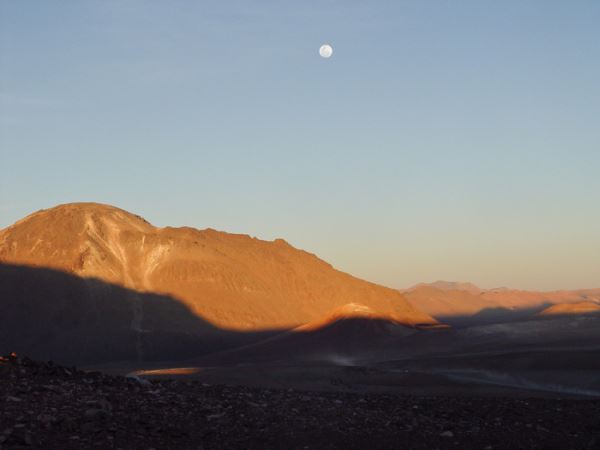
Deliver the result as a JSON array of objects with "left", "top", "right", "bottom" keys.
[{"left": 2, "top": 354, "right": 600, "bottom": 449}]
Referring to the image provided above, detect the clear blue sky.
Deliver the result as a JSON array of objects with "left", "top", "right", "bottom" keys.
[{"left": 1, "top": 1, "right": 599, "bottom": 290}]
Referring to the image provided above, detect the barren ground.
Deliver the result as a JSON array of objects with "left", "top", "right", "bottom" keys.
[{"left": 2, "top": 354, "right": 600, "bottom": 450}]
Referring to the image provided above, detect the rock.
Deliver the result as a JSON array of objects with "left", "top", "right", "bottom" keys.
[
  {"left": 42, "top": 384, "right": 61, "bottom": 392},
  {"left": 127, "top": 375, "right": 152, "bottom": 387},
  {"left": 85, "top": 408, "right": 109, "bottom": 419},
  {"left": 206, "top": 412, "right": 226, "bottom": 421},
  {"left": 38, "top": 414, "right": 57, "bottom": 426},
  {"left": 87, "top": 398, "right": 112, "bottom": 412}
]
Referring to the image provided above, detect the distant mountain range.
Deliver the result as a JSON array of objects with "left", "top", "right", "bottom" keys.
[{"left": 402, "top": 281, "right": 600, "bottom": 326}]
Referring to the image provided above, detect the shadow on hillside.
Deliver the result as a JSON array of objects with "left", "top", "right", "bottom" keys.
[
  {"left": 0, "top": 263, "right": 282, "bottom": 366},
  {"left": 437, "top": 304, "right": 553, "bottom": 328}
]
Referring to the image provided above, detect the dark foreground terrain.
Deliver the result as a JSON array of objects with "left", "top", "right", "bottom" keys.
[{"left": 1, "top": 354, "right": 600, "bottom": 450}]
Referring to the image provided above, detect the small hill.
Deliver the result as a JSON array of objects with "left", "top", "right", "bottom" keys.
[
  {"left": 296, "top": 303, "right": 411, "bottom": 332},
  {"left": 191, "top": 303, "right": 421, "bottom": 366},
  {"left": 538, "top": 301, "right": 600, "bottom": 317}
]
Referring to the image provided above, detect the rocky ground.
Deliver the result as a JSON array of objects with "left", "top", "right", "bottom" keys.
[{"left": 1, "top": 354, "right": 600, "bottom": 449}]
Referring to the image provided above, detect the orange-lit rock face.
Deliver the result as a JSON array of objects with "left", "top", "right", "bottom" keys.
[
  {"left": 0, "top": 203, "right": 437, "bottom": 331},
  {"left": 538, "top": 301, "right": 600, "bottom": 316}
]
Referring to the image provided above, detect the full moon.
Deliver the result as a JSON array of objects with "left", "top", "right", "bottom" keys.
[{"left": 319, "top": 44, "right": 333, "bottom": 58}]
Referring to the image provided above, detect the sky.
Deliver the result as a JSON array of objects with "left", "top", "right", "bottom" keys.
[{"left": 1, "top": 1, "right": 599, "bottom": 291}]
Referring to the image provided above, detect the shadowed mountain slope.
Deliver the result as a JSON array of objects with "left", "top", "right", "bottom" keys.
[
  {"left": 0, "top": 263, "right": 281, "bottom": 364},
  {"left": 0, "top": 203, "right": 436, "bottom": 360}
]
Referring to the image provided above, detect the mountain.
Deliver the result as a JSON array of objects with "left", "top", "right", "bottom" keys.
[
  {"left": 403, "top": 285, "right": 491, "bottom": 321},
  {"left": 0, "top": 203, "right": 436, "bottom": 363},
  {"left": 403, "top": 281, "right": 600, "bottom": 326}
]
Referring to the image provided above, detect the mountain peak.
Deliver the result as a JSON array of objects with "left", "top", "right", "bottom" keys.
[{"left": 408, "top": 280, "right": 482, "bottom": 295}]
